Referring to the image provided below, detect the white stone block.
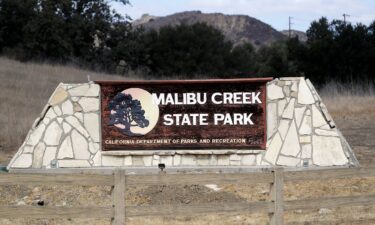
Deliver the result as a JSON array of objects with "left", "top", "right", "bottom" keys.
[
  {"left": 267, "top": 83, "right": 284, "bottom": 100},
  {"left": 181, "top": 155, "right": 196, "bottom": 165},
  {"left": 44, "top": 121, "right": 63, "bottom": 146},
  {"left": 65, "top": 116, "right": 90, "bottom": 138},
  {"left": 132, "top": 156, "right": 144, "bottom": 166},
  {"left": 58, "top": 160, "right": 91, "bottom": 168},
  {"left": 78, "top": 98, "right": 100, "bottom": 112},
  {"left": 87, "top": 84, "right": 100, "bottom": 96},
  {"left": 170, "top": 155, "right": 180, "bottom": 166},
  {"left": 209, "top": 155, "right": 218, "bottom": 165},
  {"left": 160, "top": 156, "right": 173, "bottom": 166},
  {"left": 61, "top": 100, "right": 74, "bottom": 115},
  {"left": 71, "top": 130, "right": 90, "bottom": 159},
  {"left": 294, "top": 107, "right": 306, "bottom": 128},
  {"left": 32, "top": 142, "right": 46, "bottom": 168},
  {"left": 278, "top": 119, "right": 290, "bottom": 140},
  {"left": 297, "top": 79, "right": 315, "bottom": 104},
  {"left": 301, "top": 144, "right": 312, "bottom": 159},
  {"left": 315, "top": 129, "right": 339, "bottom": 136},
  {"left": 45, "top": 108, "right": 57, "bottom": 119},
  {"left": 123, "top": 156, "right": 131, "bottom": 166},
  {"left": 312, "top": 105, "right": 328, "bottom": 127},
  {"left": 92, "top": 151, "right": 102, "bottom": 166},
  {"left": 313, "top": 136, "right": 348, "bottom": 166},
  {"left": 291, "top": 81, "right": 298, "bottom": 92},
  {"left": 84, "top": 113, "right": 100, "bottom": 142},
  {"left": 102, "top": 155, "right": 124, "bottom": 166},
  {"left": 69, "top": 84, "right": 99, "bottom": 97},
  {"left": 43, "top": 147, "right": 57, "bottom": 167},
  {"left": 27, "top": 124, "right": 46, "bottom": 146},
  {"left": 57, "top": 136, "right": 73, "bottom": 159},
  {"left": 282, "top": 98, "right": 295, "bottom": 119},
  {"left": 68, "top": 84, "right": 89, "bottom": 96},
  {"left": 264, "top": 132, "right": 283, "bottom": 164},
  {"left": 280, "top": 121, "right": 301, "bottom": 157},
  {"left": 229, "top": 154, "right": 241, "bottom": 161},
  {"left": 277, "top": 99, "right": 287, "bottom": 117},
  {"left": 88, "top": 142, "right": 99, "bottom": 154},
  {"left": 217, "top": 155, "right": 229, "bottom": 166},
  {"left": 12, "top": 154, "right": 32, "bottom": 168},
  {"left": 230, "top": 160, "right": 241, "bottom": 166},
  {"left": 74, "top": 112, "right": 84, "bottom": 123},
  {"left": 299, "top": 115, "right": 312, "bottom": 135},
  {"left": 277, "top": 156, "right": 300, "bottom": 166},
  {"left": 48, "top": 86, "right": 69, "bottom": 106},
  {"left": 53, "top": 106, "right": 62, "bottom": 116},
  {"left": 267, "top": 102, "right": 278, "bottom": 139},
  {"left": 142, "top": 156, "right": 153, "bottom": 166},
  {"left": 241, "top": 155, "right": 256, "bottom": 165},
  {"left": 299, "top": 135, "right": 311, "bottom": 144},
  {"left": 197, "top": 156, "right": 210, "bottom": 166},
  {"left": 23, "top": 146, "right": 34, "bottom": 153},
  {"left": 62, "top": 122, "right": 72, "bottom": 134}
]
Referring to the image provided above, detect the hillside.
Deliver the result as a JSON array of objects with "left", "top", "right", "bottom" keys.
[
  {"left": 133, "top": 11, "right": 286, "bottom": 47},
  {"left": 280, "top": 29, "right": 308, "bottom": 42}
]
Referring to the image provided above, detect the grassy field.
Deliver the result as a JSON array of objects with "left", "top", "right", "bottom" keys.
[{"left": 0, "top": 57, "right": 375, "bottom": 224}]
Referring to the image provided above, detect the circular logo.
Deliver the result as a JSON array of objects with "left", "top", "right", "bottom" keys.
[{"left": 108, "top": 88, "right": 159, "bottom": 136}]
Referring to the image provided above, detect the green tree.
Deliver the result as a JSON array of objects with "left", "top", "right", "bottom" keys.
[{"left": 142, "top": 23, "right": 233, "bottom": 76}]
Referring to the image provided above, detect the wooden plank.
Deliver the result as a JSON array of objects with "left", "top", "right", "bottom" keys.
[
  {"left": 270, "top": 168, "right": 284, "bottom": 225},
  {"left": 284, "top": 194, "right": 375, "bottom": 211},
  {"left": 0, "top": 173, "right": 114, "bottom": 186},
  {"left": 126, "top": 201, "right": 273, "bottom": 217},
  {"left": 284, "top": 167, "right": 375, "bottom": 182},
  {"left": 126, "top": 172, "right": 274, "bottom": 186},
  {"left": 112, "top": 169, "right": 126, "bottom": 225},
  {"left": 0, "top": 206, "right": 113, "bottom": 219}
]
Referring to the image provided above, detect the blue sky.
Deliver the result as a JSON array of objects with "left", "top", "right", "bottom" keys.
[{"left": 112, "top": 0, "right": 375, "bottom": 31}]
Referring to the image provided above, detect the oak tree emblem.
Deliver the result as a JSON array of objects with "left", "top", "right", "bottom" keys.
[{"left": 108, "top": 92, "right": 149, "bottom": 136}]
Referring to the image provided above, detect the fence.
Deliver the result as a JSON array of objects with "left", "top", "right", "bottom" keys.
[{"left": 0, "top": 166, "right": 375, "bottom": 225}]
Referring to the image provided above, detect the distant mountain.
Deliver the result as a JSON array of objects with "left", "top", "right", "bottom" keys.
[
  {"left": 133, "top": 11, "right": 286, "bottom": 47},
  {"left": 280, "top": 30, "right": 307, "bottom": 42}
]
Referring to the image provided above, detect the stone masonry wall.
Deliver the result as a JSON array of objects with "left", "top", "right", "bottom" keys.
[{"left": 7, "top": 78, "right": 358, "bottom": 170}]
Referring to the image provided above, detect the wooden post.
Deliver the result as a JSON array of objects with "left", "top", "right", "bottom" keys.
[
  {"left": 112, "top": 169, "right": 126, "bottom": 225},
  {"left": 270, "top": 167, "right": 284, "bottom": 225}
]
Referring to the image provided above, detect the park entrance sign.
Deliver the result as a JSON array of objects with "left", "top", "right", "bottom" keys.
[
  {"left": 98, "top": 79, "right": 270, "bottom": 151},
  {"left": 8, "top": 77, "right": 359, "bottom": 170}
]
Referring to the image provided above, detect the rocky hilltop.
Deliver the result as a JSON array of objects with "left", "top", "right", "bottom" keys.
[{"left": 133, "top": 11, "right": 286, "bottom": 47}]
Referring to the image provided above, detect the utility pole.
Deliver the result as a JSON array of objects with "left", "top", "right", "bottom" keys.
[
  {"left": 288, "top": 16, "right": 293, "bottom": 38},
  {"left": 343, "top": 13, "right": 350, "bottom": 23}
]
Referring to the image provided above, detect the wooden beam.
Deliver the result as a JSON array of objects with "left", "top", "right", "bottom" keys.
[
  {"left": 0, "top": 173, "right": 114, "bottom": 186},
  {"left": 269, "top": 167, "right": 284, "bottom": 225},
  {"left": 0, "top": 206, "right": 113, "bottom": 219},
  {"left": 126, "top": 201, "right": 273, "bottom": 217},
  {"left": 284, "top": 194, "right": 375, "bottom": 211},
  {"left": 126, "top": 172, "right": 274, "bottom": 186},
  {"left": 284, "top": 167, "right": 375, "bottom": 182},
  {"left": 112, "top": 169, "right": 126, "bottom": 225}
]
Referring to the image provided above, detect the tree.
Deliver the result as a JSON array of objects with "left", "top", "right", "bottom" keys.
[
  {"left": 0, "top": 0, "right": 132, "bottom": 65},
  {"left": 107, "top": 92, "right": 149, "bottom": 136},
  {"left": 141, "top": 23, "right": 233, "bottom": 77}
]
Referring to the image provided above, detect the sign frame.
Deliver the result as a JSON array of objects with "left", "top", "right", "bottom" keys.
[{"left": 96, "top": 78, "right": 272, "bottom": 151}]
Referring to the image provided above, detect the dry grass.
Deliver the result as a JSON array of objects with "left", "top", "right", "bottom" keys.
[{"left": 0, "top": 57, "right": 130, "bottom": 157}]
